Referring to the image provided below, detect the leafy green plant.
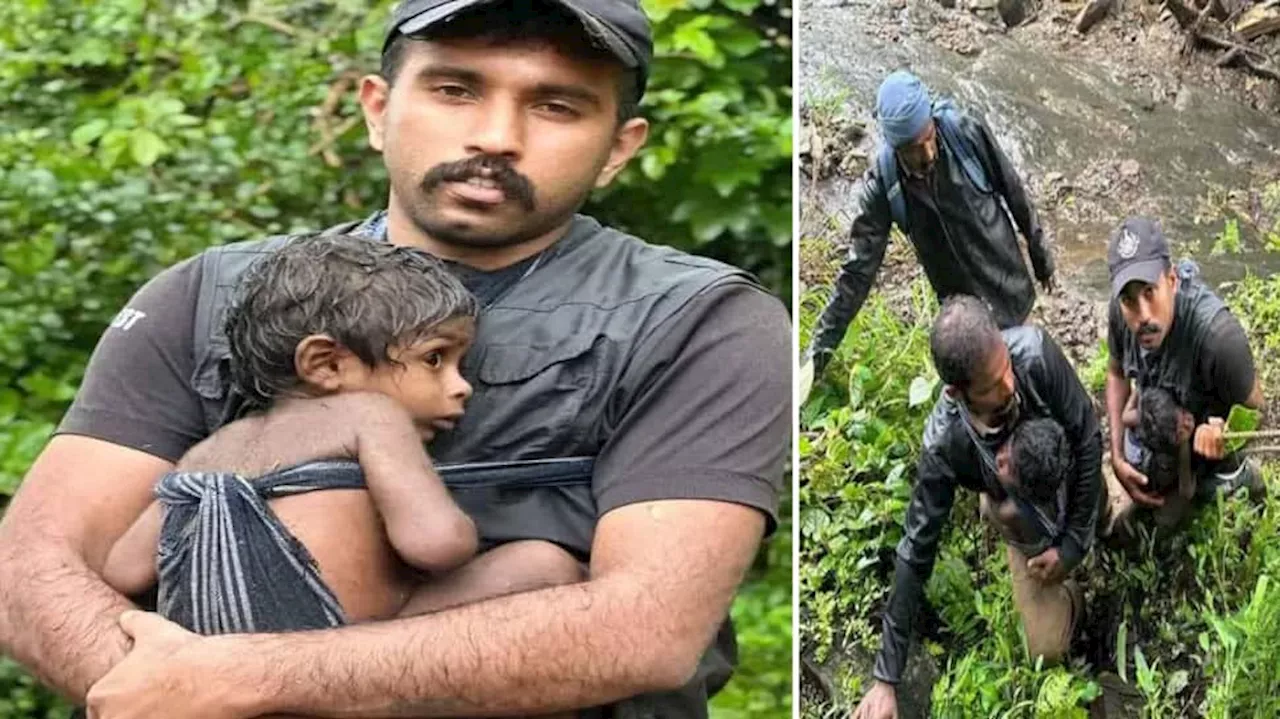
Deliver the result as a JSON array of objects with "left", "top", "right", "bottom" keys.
[
  {"left": 1224, "top": 404, "right": 1262, "bottom": 454},
  {"left": 0, "top": 658, "right": 70, "bottom": 719},
  {"left": 1210, "top": 218, "right": 1243, "bottom": 255},
  {"left": 1201, "top": 575, "right": 1280, "bottom": 718},
  {"left": 1081, "top": 340, "right": 1110, "bottom": 395}
]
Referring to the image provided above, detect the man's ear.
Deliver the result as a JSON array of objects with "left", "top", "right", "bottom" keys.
[
  {"left": 359, "top": 74, "right": 391, "bottom": 153},
  {"left": 295, "top": 334, "right": 367, "bottom": 392},
  {"left": 594, "top": 117, "right": 649, "bottom": 189}
]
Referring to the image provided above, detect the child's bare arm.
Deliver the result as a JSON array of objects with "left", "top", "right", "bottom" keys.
[
  {"left": 340, "top": 392, "right": 477, "bottom": 573},
  {"left": 101, "top": 502, "right": 164, "bottom": 596},
  {"left": 1122, "top": 388, "right": 1139, "bottom": 429}
]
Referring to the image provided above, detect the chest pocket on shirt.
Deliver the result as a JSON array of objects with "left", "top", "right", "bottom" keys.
[{"left": 462, "top": 308, "right": 610, "bottom": 458}]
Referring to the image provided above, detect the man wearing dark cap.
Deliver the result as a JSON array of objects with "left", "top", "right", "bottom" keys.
[
  {"left": 801, "top": 70, "right": 1055, "bottom": 397},
  {"left": 0, "top": 2, "right": 790, "bottom": 717},
  {"left": 1103, "top": 216, "right": 1264, "bottom": 533}
]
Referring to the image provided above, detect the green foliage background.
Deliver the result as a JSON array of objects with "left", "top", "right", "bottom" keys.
[
  {"left": 798, "top": 255, "right": 1280, "bottom": 717},
  {"left": 0, "top": 1, "right": 792, "bottom": 716}
]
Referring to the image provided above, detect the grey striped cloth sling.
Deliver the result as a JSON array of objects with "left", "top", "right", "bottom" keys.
[
  {"left": 155, "top": 460, "right": 364, "bottom": 634},
  {"left": 154, "top": 456, "right": 598, "bottom": 635}
]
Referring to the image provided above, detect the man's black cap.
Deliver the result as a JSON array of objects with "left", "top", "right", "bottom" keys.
[
  {"left": 1107, "top": 216, "right": 1172, "bottom": 299},
  {"left": 384, "top": 0, "right": 652, "bottom": 89}
]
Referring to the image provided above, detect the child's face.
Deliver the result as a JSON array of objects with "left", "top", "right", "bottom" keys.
[{"left": 363, "top": 316, "right": 476, "bottom": 441}]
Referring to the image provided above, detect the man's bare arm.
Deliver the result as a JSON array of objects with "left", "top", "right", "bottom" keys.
[
  {"left": 86, "top": 498, "right": 765, "bottom": 718},
  {"left": 1247, "top": 376, "right": 1264, "bottom": 412},
  {"left": 0, "top": 435, "right": 171, "bottom": 700},
  {"left": 1105, "top": 359, "right": 1130, "bottom": 459}
]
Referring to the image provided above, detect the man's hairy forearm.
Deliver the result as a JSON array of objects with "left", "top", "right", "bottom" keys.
[
  {"left": 0, "top": 536, "right": 134, "bottom": 700},
  {"left": 1105, "top": 368, "right": 1130, "bottom": 460},
  {"left": 233, "top": 574, "right": 710, "bottom": 717}
]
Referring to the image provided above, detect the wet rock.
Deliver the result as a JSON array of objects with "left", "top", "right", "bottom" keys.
[
  {"left": 804, "top": 642, "right": 938, "bottom": 719},
  {"left": 800, "top": 103, "right": 871, "bottom": 184},
  {"left": 1075, "top": 0, "right": 1112, "bottom": 34},
  {"left": 1235, "top": 0, "right": 1280, "bottom": 41},
  {"left": 998, "top": 0, "right": 1032, "bottom": 27},
  {"left": 896, "top": 647, "right": 940, "bottom": 719},
  {"left": 1030, "top": 284, "right": 1106, "bottom": 366},
  {"left": 1089, "top": 672, "right": 1147, "bottom": 718}
]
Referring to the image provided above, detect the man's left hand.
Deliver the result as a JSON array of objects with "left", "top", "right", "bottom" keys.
[
  {"left": 86, "top": 611, "right": 248, "bottom": 719},
  {"left": 1193, "top": 417, "right": 1227, "bottom": 460},
  {"left": 1027, "top": 547, "right": 1065, "bottom": 584}
]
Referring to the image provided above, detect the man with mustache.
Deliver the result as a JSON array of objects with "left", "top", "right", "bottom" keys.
[
  {"left": 853, "top": 295, "right": 1102, "bottom": 719},
  {"left": 1103, "top": 216, "right": 1264, "bottom": 534},
  {"left": 800, "top": 71, "right": 1055, "bottom": 399},
  {"left": 0, "top": 2, "right": 790, "bottom": 717}
]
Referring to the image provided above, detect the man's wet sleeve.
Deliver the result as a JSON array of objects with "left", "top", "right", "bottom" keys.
[
  {"left": 55, "top": 256, "right": 209, "bottom": 462},
  {"left": 592, "top": 283, "right": 790, "bottom": 530},
  {"left": 872, "top": 446, "right": 956, "bottom": 684},
  {"left": 971, "top": 115, "right": 1053, "bottom": 283},
  {"left": 1107, "top": 302, "right": 1127, "bottom": 370},
  {"left": 1201, "top": 311, "right": 1259, "bottom": 412},
  {"left": 804, "top": 167, "right": 893, "bottom": 376}
]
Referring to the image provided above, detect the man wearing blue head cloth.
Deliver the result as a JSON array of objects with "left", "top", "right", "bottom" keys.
[{"left": 801, "top": 70, "right": 1055, "bottom": 392}]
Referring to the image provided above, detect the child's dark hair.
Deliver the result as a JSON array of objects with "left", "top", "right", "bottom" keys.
[
  {"left": 1139, "top": 388, "right": 1182, "bottom": 454},
  {"left": 1139, "top": 387, "right": 1183, "bottom": 495},
  {"left": 225, "top": 234, "right": 477, "bottom": 409},
  {"left": 1008, "top": 418, "right": 1072, "bottom": 505}
]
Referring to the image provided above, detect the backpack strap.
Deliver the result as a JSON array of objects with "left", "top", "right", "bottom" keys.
[
  {"left": 933, "top": 100, "right": 993, "bottom": 195},
  {"left": 877, "top": 143, "right": 909, "bottom": 235}
]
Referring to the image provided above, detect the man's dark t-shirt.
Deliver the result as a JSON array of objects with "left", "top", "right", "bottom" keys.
[
  {"left": 1107, "top": 306, "right": 1256, "bottom": 425},
  {"left": 57, "top": 233, "right": 790, "bottom": 525}
]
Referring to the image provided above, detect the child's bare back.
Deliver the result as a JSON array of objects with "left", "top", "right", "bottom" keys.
[{"left": 104, "top": 391, "right": 477, "bottom": 623}]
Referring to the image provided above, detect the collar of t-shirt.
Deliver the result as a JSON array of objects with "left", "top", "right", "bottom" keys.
[{"left": 352, "top": 209, "right": 544, "bottom": 307}]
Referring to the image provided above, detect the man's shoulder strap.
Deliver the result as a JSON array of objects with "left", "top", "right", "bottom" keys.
[
  {"left": 191, "top": 220, "right": 363, "bottom": 396},
  {"left": 933, "top": 100, "right": 993, "bottom": 196},
  {"left": 876, "top": 143, "right": 908, "bottom": 235}
]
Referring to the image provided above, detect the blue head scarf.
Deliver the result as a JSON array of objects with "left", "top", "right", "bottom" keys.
[{"left": 875, "top": 71, "right": 933, "bottom": 148}]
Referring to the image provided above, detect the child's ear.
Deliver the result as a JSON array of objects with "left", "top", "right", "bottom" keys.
[
  {"left": 995, "top": 443, "right": 1012, "bottom": 484},
  {"left": 295, "top": 334, "right": 367, "bottom": 392}
]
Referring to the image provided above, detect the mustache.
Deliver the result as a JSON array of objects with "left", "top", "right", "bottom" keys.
[
  {"left": 1138, "top": 322, "right": 1162, "bottom": 336},
  {"left": 420, "top": 155, "right": 536, "bottom": 211}
]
